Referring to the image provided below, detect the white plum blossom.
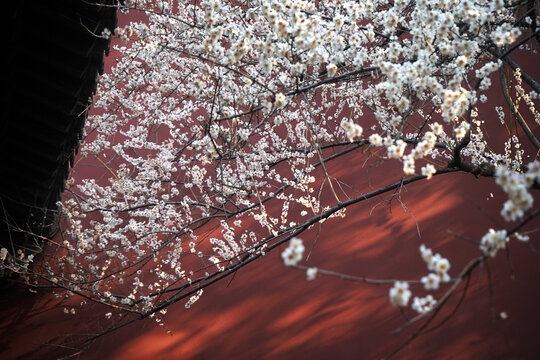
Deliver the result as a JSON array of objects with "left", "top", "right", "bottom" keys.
[
  {"left": 419, "top": 245, "right": 433, "bottom": 265},
  {"left": 306, "top": 267, "right": 318, "bottom": 281},
  {"left": 495, "top": 163, "right": 537, "bottom": 222},
  {"left": 387, "top": 140, "right": 406, "bottom": 159},
  {"left": 281, "top": 248, "right": 301, "bottom": 266},
  {"left": 412, "top": 295, "right": 437, "bottom": 315},
  {"left": 341, "top": 120, "right": 363, "bottom": 142},
  {"left": 369, "top": 134, "right": 383, "bottom": 146},
  {"left": 420, "top": 245, "right": 451, "bottom": 283},
  {"left": 421, "top": 164, "right": 436, "bottom": 180},
  {"left": 274, "top": 93, "right": 287, "bottom": 109},
  {"left": 429, "top": 123, "right": 444, "bottom": 136},
  {"left": 435, "top": 258, "right": 451, "bottom": 275},
  {"left": 389, "top": 281, "right": 412, "bottom": 307},
  {"left": 514, "top": 232, "right": 530, "bottom": 242},
  {"left": 403, "top": 156, "right": 415, "bottom": 175},
  {"left": 454, "top": 122, "right": 470, "bottom": 141},
  {"left": 288, "top": 237, "right": 305, "bottom": 254},
  {"left": 480, "top": 229, "right": 508, "bottom": 258},
  {"left": 421, "top": 273, "right": 440, "bottom": 291},
  {"left": 0, "top": 248, "right": 7, "bottom": 261},
  {"left": 101, "top": 28, "right": 111, "bottom": 39},
  {"left": 281, "top": 237, "right": 305, "bottom": 267}
]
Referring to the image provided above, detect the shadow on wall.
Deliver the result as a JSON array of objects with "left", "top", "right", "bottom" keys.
[{"left": 1, "top": 171, "right": 539, "bottom": 360}]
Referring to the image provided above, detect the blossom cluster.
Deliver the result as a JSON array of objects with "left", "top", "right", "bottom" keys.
[
  {"left": 419, "top": 244, "right": 451, "bottom": 284},
  {"left": 341, "top": 120, "right": 363, "bottom": 142},
  {"left": 0, "top": 247, "right": 35, "bottom": 275},
  {"left": 496, "top": 161, "right": 540, "bottom": 222},
  {"left": 8, "top": 0, "right": 535, "bottom": 322},
  {"left": 480, "top": 229, "right": 508, "bottom": 258},
  {"left": 411, "top": 294, "right": 437, "bottom": 315},
  {"left": 388, "top": 244, "right": 451, "bottom": 313}
]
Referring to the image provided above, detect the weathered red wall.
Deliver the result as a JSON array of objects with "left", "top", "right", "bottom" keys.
[{"left": 2, "top": 171, "right": 539, "bottom": 359}]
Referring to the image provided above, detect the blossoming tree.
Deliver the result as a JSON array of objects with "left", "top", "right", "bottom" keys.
[{"left": 3, "top": 0, "right": 539, "bottom": 353}]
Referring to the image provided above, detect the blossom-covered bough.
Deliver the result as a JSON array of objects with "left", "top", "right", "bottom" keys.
[{"left": 2, "top": 0, "right": 539, "bottom": 354}]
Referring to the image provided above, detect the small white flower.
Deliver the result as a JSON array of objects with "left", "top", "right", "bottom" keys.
[
  {"left": 275, "top": 93, "right": 286, "bottom": 108},
  {"left": 341, "top": 120, "right": 363, "bottom": 141},
  {"left": 501, "top": 200, "right": 523, "bottom": 221},
  {"left": 281, "top": 237, "right": 305, "bottom": 266},
  {"left": 281, "top": 248, "right": 301, "bottom": 266},
  {"left": 403, "top": 156, "right": 415, "bottom": 175},
  {"left": 428, "top": 253, "right": 441, "bottom": 271},
  {"left": 421, "top": 273, "right": 440, "bottom": 291},
  {"left": 389, "top": 281, "right": 411, "bottom": 307},
  {"left": 435, "top": 258, "right": 450, "bottom": 274},
  {"left": 369, "top": 134, "right": 383, "bottom": 146},
  {"left": 419, "top": 244, "right": 433, "bottom": 265},
  {"left": 526, "top": 160, "right": 540, "bottom": 182},
  {"left": 327, "top": 63, "right": 338, "bottom": 77},
  {"left": 238, "top": 128, "right": 251, "bottom": 141},
  {"left": 480, "top": 229, "right": 508, "bottom": 257},
  {"left": 412, "top": 295, "right": 437, "bottom": 314},
  {"left": 306, "top": 267, "right": 318, "bottom": 281},
  {"left": 289, "top": 237, "right": 305, "bottom": 254},
  {"left": 0, "top": 248, "right": 7, "bottom": 261},
  {"left": 515, "top": 232, "right": 529, "bottom": 242},
  {"left": 437, "top": 271, "right": 451, "bottom": 283},
  {"left": 454, "top": 124, "right": 468, "bottom": 140},
  {"left": 421, "top": 164, "right": 436, "bottom": 180},
  {"left": 101, "top": 28, "right": 112, "bottom": 39}
]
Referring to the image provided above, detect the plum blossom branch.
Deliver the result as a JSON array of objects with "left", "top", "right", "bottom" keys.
[{"left": 4, "top": 1, "right": 539, "bottom": 354}]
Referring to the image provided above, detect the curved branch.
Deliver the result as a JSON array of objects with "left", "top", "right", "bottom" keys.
[
  {"left": 490, "top": 47, "right": 540, "bottom": 95},
  {"left": 499, "top": 66, "right": 540, "bottom": 150}
]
